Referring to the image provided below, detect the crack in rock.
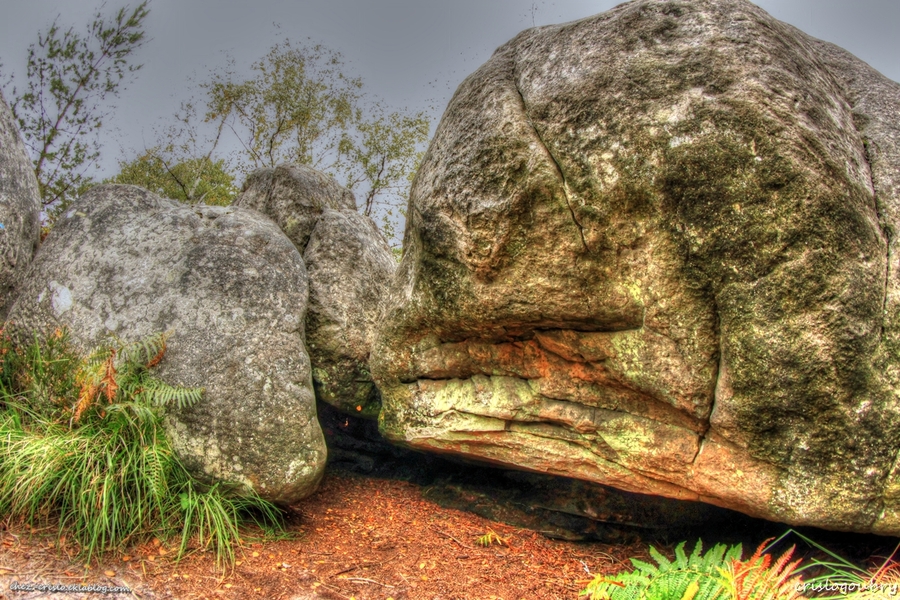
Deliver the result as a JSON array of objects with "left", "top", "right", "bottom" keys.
[{"left": 511, "top": 75, "right": 590, "bottom": 253}]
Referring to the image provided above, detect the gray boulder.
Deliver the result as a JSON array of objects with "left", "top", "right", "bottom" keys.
[
  {"left": 304, "top": 209, "right": 396, "bottom": 417},
  {"left": 236, "top": 165, "right": 395, "bottom": 417},
  {"left": 0, "top": 91, "right": 41, "bottom": 317},
  {"left": 371, "top": 0, "right": 900, "bottom": 534},
  {"left": 237, "top": 164, "right": 356, "bottom": 251},
  {"left": 8, "top": 185, "right": 326, "bottom": 504}
]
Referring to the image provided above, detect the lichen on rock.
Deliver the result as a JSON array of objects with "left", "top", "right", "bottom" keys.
[{"left": 371, "top": 0, "right": 900, "bottom": 534}]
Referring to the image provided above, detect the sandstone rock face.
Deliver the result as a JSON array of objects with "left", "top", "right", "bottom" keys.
[
  {"left": 371, "top": 0, "right": 900, "bottom": 534},
  {"left": 0, "top": 91, "right": 41, "bottom": 317},
  {"left": 237, "top": 165, "right": 395, "bottom": 417},
  {"left": 9, "top": 185, "right": 326, "bottom": 504}
]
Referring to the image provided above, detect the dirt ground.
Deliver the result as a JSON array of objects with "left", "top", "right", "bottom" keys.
[{"left": 0, "top": 471, "right": 652, "bottom": 600}]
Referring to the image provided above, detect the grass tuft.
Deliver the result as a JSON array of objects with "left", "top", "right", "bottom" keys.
[{"left": 0, "top": 327, "right": 284, "bottom": 570}]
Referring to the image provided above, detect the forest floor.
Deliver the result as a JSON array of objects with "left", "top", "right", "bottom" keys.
[
  {"left": 0, "top": 470, "right": 651, "bottom": 600},
  {"left": 3, "top": 404, "right": 898, "bottom": 600},
  {"left": 2, "top": 467, "right": 899, "bottom": 600}
]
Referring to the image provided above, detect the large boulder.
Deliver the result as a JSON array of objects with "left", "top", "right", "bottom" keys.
[
  {"left": 371, "top": 0, "right": 900, "bottom": 534},
  {"left": 236, "top": 165, "right": 395, "bottom": 417},
  {"left": 8, "top": 185, "right": 326, "bottom": 504},
  {"left": 0, "top": 91, "right": 41, "bottom": 317}
]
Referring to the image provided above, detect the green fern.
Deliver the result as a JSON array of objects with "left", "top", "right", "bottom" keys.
[
  {"left": 581, "top": 540, "right": 742, "bottom": 600},
  {"left": 74, "top": 331, "right": 202, "bottom": 421}
]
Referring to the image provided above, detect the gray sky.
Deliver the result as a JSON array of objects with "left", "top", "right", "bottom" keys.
[{"left": 1, "top": 0, "right": 898, "bottom": 186}]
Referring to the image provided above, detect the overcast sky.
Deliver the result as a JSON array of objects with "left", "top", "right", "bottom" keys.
[{"left": 1, "top": 0, "right": 898, "bottom": 185}]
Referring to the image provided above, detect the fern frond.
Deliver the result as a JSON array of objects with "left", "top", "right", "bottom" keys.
[
  {"left": 145, "top": 340, "right": 166, "bottom": 369},
  {"left": 135, "top": 378, "right": 202, "bottom": 410},
  {"left": 630, "top": 558, "right": 659, "bottom": 575},
  {"left": 651, "top": 544, "right": 674, "bottom": 570},
  {"left": 72, "top": 381, "right": 98, "bottom": 423},
  {"left": 118, "top": 332, "right": 170, "bottom": 370},
  {"left": 720, "top": 542, "right": 806, "bottom": 600},
  {"left": 680, "top": 579, "right": 700, "bottom": 600},
  {"left": 676, "top": 541, "right": 690, "bottom": 567}
]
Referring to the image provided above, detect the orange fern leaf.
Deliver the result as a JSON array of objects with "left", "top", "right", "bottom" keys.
[
  {"left": 145, "top": 336, "right": 166, "bottom": 369},
  {"left": 73, "top": 382, "right": 99, "bottom": 423},
  {"left": 725, "top": 541, "right": 805, "bottom": 600},
  {"left": 102, "top": 348, "right": 118, "bottom": 402}
]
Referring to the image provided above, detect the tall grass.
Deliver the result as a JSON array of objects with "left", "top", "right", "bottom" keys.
[
  {"left": 792, "top": 530, "right": 900, "bottom": 599},
  {"left": 0, "top": 327, "right": 284, "bottom": 570}
]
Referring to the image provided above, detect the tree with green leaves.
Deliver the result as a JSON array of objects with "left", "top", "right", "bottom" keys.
[
  {"left": 109, "top": 151, "right": 236, "bottom": 206},
  {"left": 200, "top": 40, "right": 430, "bottom": 243},
  {"left": 337, "top": 101, "right": 430, "bottom": 240},
  {"left": 109, "top": 101, "right": 236, "bottom": 205},
  {"left": 1, "top": 2, "right": 150, "bottom": 220}
]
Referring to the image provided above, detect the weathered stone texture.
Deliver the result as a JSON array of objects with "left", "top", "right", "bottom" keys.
[
  {"left": 237, "top": 165, "right": 395, "bottom": 417},
  {"left": 8, "top": 185, "right": 326, "bottom": 504},
  {"left": 371, "top": 0, "right": 900, "bottom": 533},
  {"left": 0, "top": 91, "right": 41, "bottom": 317},
  {"left": 304, "top": 209, "right": 396, "bottom": 417}
]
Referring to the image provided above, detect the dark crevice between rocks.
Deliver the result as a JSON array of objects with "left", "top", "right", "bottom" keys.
[
  {"left": 693, "top": 296, "right": 722, "bottom": 464},
  {"left": 315, "top": 399, "right": 895, "bottom": 557},
  {"left": 510, "top": 75, "right": 589, "bottom": 254}
]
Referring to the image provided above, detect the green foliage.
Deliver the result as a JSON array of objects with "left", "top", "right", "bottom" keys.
[
  {"left": 204, "top": 40, "right": 361, "bottom": 174},
  {"left": 338, "top": 101, "right": 428, "bottom": 239},
  {"left": 476, "top": 529, "right": 508, "bottom": 548},
  {"left": 109, "top": 100, "right": 237, "bottom": 206},
  {"left": 108, "top": 150, "right": 236, "bottom": 206},
  {"left": 1, "top": 2, "right": 150, "bottom": 220},
  {"left": 199, "top": 38, "right": 430, "bottom": 245},
  {"left": 0, "top": 327, "right": 283, "bottom": 570},
  {"left": 580, "top": 539, "right": 807, "bottom": 600}
]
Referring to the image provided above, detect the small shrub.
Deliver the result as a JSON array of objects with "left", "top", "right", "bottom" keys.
[
  {"left": 0, "top": 327, "right": 283, "bottom": 570},
  {"left": 476, "top": 529, "right": 508, "bottom": 548}
]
